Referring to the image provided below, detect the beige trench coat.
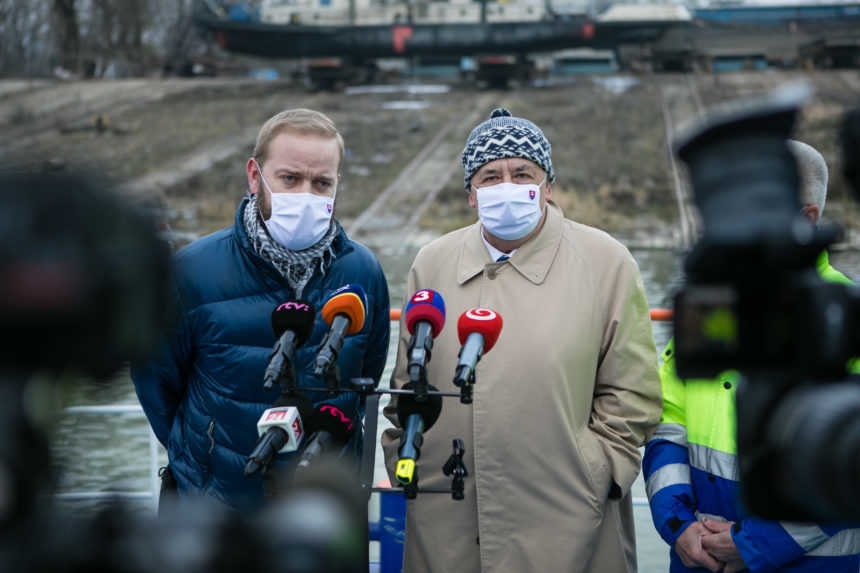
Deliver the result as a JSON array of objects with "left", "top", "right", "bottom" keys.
[{"left": 381, "top": 203, "right": 662, "bottom": 572}]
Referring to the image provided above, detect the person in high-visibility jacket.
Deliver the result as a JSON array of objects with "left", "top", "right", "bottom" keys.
[{"left": 644, "top": 140, "right": 860, "bottom": 572}]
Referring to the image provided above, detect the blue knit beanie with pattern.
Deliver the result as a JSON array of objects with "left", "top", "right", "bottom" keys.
[{"left": 461, "top": 107, "right": 554, "bottom": 190}]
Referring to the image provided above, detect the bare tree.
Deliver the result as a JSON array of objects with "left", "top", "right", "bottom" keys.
[
  {"left": 0, "top": 0, "right": 216, "bottom": 78},
  {"left": 118, "top": 0, "right": 146, "bottom": 50},
  {"left": 80, "top": 0, "right": 151, "bottom": 76},
  {"left": 160, "top": 0, "right": 206, "bottom": 75},
  {"left": 0, "top": 0, "right": 54, "bottom": 76},
  {"left": 52, "top": 0, "right": 80, "bottom": 73}
]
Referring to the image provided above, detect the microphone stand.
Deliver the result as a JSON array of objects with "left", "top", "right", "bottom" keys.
[
  {"left": 259, "top": 374, "right": 471, "bottom": 502},
  {"left": 263, "top": 333, "right": 299, "bottom": 392},
  {"left": 454, "top": 369, "right": 475, "bottom": 404},
  {"left": 443, "top": 439, "right": 468, "bottom": 500},
  {"left": 263, "top": 339, "right": 298, "bottom": 395},
  {"left": 256, "top": 349, "right": 302, "bottom": 496},
  {"left": 323, "top": 364, "right": 340, "bottom": 398},
  {"left": 351, "top": 380, "right": 469, "bottom": 501},
  {"left": 406, "top": 327, "right": 433, "bottom": 401},
  {"left": 353, "top": 378, "right": 379, "bottom": 503}
]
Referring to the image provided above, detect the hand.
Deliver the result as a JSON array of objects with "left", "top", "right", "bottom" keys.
[
  {"left": 701, "top": 520, "right": 747, "bottom": 573},
  {"left": 674, "top": 521, "right": 724, "bottom": 572}
]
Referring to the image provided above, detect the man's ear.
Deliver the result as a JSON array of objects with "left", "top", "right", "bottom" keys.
[
  {"left": 544, "top": 181, "right": 552, "bottom": 201},
  {"left": 246, "top": 158, "right": 260, "bottom": 195},
  {"left": 468, "top": 188, "right": 478, "bottom": 209},
  {"left": 801, "top": 204, "right": 819, "bottom": 224}
]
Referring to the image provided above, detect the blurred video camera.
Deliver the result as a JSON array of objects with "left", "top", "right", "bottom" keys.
[
  {"left": 671, "top": 83, "right": 860, "bottom": 523},
  {"left": 0, "top": 170, "right": 367, "bottom": 572}
]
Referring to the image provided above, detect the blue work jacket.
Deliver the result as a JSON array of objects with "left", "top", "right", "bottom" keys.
[{"left": 644, "top": 256, "right": 858, "bottom": 572}]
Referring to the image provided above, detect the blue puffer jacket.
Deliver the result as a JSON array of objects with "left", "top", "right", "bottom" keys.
[{"left": 131, "top": 197, "right": 390, "bottom": 510}]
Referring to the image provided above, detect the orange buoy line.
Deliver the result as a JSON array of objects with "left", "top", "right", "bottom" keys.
[
  {"left": 649, "top": 308, "right": 674, "bottom": 322},
  {"left": 389, "top": 308, "right": 673, "bottom": 322}
]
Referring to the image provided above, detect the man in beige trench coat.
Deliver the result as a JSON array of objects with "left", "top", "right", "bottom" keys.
[{"left": 382, "top": 108, "right": 662, "bottom": 572}]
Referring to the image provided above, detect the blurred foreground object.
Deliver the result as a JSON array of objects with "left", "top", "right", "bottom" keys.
[
  {"left": 0, "top": 169, "right": 173, "bottom": 532},
  {"left": 0, "top": 170, "right": 368, "bottom": 572},
  {"left": 0, "top": 170, "right": 172, "bottom": 378},
  {"left": 840, "top": 106, "right": 860, "bottom": 201},
  {"left": 672, "top": 82, "right": 860, "bottom": 522}
]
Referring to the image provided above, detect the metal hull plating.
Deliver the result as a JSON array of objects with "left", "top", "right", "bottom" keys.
[{"left": 198, "top": 16, "right": 601, "bottom": 59}]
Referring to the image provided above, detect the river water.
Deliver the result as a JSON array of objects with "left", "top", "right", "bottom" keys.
[{"left": 51, "top": 241, "right": 860, "bottom": 572}]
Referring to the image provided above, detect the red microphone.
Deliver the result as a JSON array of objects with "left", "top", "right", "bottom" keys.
[{"left": 453, "top": 308, "right": 503, "bottom": 403}]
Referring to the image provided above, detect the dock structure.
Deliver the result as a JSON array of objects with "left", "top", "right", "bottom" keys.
[{"left": 195, "top": 0, "right": 860, "bottom": 87}]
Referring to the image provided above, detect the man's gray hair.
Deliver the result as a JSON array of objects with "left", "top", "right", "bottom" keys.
[{"left": 789, "top": 139, "right": 828, "bottom": 215}]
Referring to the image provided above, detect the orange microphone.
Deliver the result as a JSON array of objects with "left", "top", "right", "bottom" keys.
[{"left": 314, "top": 284, "right": 368, "bottom": 383}]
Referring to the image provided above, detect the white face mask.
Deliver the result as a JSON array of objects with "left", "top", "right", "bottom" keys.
[
  {"left": 473, "top": 178, "right": 544, "bottom": 240},
  {"left": 256, "top": 162, "right": 335, "bottom": 251}
]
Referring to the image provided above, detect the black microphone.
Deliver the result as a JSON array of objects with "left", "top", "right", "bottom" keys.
[
  {"left": 395, "top": 383, "right": 443, "bottom": 486},
  {"left": 263, "top": 301, "right": 316, "bottom": 391},
  {"left": 244, "top": 393, "right": 315, "bottom": 477},
  {"left": 296, "top": 404, "right": 356, "bottom": 471}
]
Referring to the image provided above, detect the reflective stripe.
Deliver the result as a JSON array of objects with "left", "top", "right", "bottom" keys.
[
  {"left": 687, "top": 443, "right": 738, "bottom": 481},
  {"left": 781, "top": 523, "right": 831, "bottom": 552},
  {"left": 651, "top": 423, "right": 688, "bottom": 447},
  {"left": 695, "top": 511, "right": 727, "bottom": 523},
  {"left": 646, "top": 463, "right": 691, "bottom": 500},
  {"left": 807, "top": 528, "right": 860, "bottom": 557}
]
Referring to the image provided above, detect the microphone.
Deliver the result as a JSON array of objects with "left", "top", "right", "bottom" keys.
[
  {"left": 296, "top": 404, "right": 357, "bottom": 471},
  {"left": 263, "top": 300, "right": 316, "bottom": 391},
  {"left": 404, "top": 289, "right": 446, "bottom": 400},
  {"left": 452, "top": 308, "right": 503, "bottom": 403},
  {"left": 314, "top": 284, "right": 368, "bottom": 379},
  {"left": 244, "top": 394, "right": 314, "bottom": 477},
  {"left": 395, "top": 383, "right": 443, "bottom": 487}
]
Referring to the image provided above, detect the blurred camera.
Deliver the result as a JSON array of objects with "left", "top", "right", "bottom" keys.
[
  {"left": 0, "top": 170, "right": 366, "bottom": 572},
  {"left": 672, "top": 83, "right": 860, "bottom": 522},
  {"left": 0, "top": 170, "right": 173, "bottom": 379}
]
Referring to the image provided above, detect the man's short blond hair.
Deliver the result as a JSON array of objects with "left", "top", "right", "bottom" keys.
[{"left": 253, "top": 108, "right": 345, "bottom": 171}]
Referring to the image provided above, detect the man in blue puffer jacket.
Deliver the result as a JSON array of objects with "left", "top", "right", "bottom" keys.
[{"left": 131, "top": 109, "right": 390, "bottom": 511}]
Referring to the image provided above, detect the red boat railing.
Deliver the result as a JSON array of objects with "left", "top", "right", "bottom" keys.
[{"left": 389, "top": 308, "right": 673, "bottom": 321}]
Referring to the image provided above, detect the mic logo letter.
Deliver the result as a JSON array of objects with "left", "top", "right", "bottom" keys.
[
  {"left": 293, "top": 417, "right": 303, "bottom": 440},
  {"left": 465, "top": 308, "right": 498, "bottom": 321},
  {"left": 266, "top": 409, "right": 287, "bottom": 422},
  {"left": 277, "top": 302, "right": 310, "bottom": 312},
  {"left": 320, "top": 404, "right": 354, "bottom": 431},
  {"left": 411, "top": 290, "right": 432, "bottom": 304}
]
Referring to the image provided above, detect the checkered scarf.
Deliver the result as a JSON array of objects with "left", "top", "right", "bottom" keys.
[{"left": 243, "top": 194, "right": 338, "bottom": 298}]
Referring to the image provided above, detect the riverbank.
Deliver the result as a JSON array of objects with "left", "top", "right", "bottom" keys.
[{"left": 1, "top": 71, "right": 858, "bottom": 251}]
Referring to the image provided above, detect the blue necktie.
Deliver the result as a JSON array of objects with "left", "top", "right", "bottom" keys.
[{"left": 496, "top": 255, "right": 510, "bottom": 262}]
